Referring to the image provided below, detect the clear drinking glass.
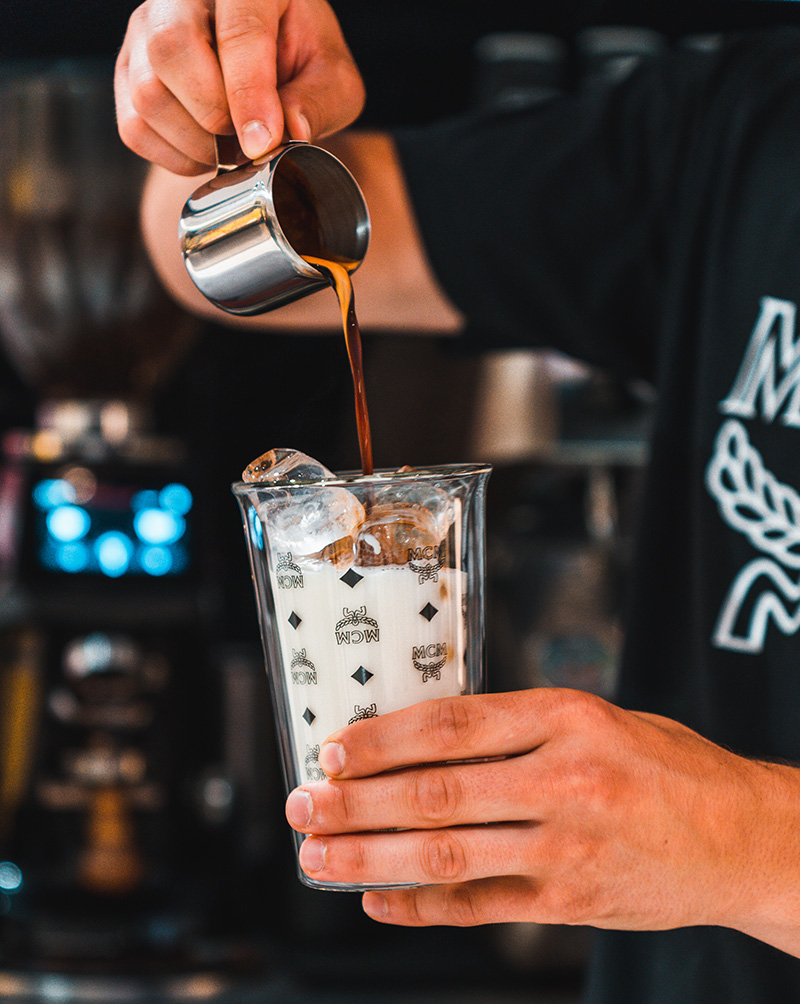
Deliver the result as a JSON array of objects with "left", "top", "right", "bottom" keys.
[{"left": 232, "top": 463, "right": 491, "bottom": 891}]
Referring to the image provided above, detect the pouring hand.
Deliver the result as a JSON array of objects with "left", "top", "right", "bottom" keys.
[
  {"left": 115, "top": 0, "right": 365, "bottom": 174},
  {"left": 285, "top": 689, "right": 800, "bottom": 957}
]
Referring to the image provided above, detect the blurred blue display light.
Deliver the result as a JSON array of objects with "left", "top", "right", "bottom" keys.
[
  {"left": 55, "top": 542, "right": 90, "bottom": 573},
  {"left": 95, "top": 532, "right": 133, "bottom": 577},
  {"left": 0, "top": 862, "right": 23, "bottom": 893},
  {"left": 140, "top": 545, "right": 173, "bottom": 576},
  {"left": 131, "top": 489, "right": 160, "bottom": 511},
  {"left": 134, "top": 508, "right": 185, "bottom": 546},
  {"left": 47, "top": 505, "right": 90, "bottom": 543},
  {"left": 33, "top": 478, "right": 76, "bottom": 509},
  {"left": 34, "top": 477, "right": 192, "bottom": 578},
  {"left": 159, "top": 483, "right": 193, "bottom": 515}
]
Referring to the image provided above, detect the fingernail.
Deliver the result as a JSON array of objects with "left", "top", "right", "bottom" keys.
[
  {"left": 285, "top": 788, "right": 312, "bottom": 828},
  {"left": 293, "top": 113, "right": 311, "bottom": 142},
  {"left": 300, "top": 836, "right": 326, "bottom": 873},
  {"left": 319, "top": 741, "right": 345, "bottom": 776},
  {"left": 240, "top": 120, "right": 272, "bottom": 159},
  {"left": 363, "top": 892, "right": 388, "bottom": 919}
]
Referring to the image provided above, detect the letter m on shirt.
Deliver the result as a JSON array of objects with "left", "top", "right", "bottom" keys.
[{"left": 720, "top": 297, "right": 800, "bottom": 427}]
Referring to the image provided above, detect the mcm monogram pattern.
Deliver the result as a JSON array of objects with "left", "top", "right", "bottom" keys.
[
  {"left": 276, "top": 552, "right": 302, "bottom": 574},
  {"left": 290, "top": 648, "right": 317, "bottom": 684},
  {"left": 408, "top": 558, "right": 443, "bottom": 583},
  {"left": 276, "top": 551, "right": 304, "bottom": 589},
  {"left": 304, "top": 744, "right": 325, "bottom": 781},
  {"left": 349, "top": 703, "right": 378, "bottom": 724},
  {"left": 413, "top": 654, "right": 447, "bottom": 682},
  {"left": 291, "top": 648, "right": 315, "bottom": 671},
  {"left": 335, "top": 606, "right": 379, "bottom": 631}
]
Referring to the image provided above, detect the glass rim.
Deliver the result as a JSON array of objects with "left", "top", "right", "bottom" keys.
[{"left": 231, "top": 461, "right": 492, "bottom": 494}]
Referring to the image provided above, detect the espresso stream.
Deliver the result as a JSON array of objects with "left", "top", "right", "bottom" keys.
[{"left": 303, "top": 255, "right": 373, "bottom": 477}]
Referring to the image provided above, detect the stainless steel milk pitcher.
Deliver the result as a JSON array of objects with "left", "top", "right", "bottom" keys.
[{"left": 179, "top": 140, "right": 370, "bottom": 316}]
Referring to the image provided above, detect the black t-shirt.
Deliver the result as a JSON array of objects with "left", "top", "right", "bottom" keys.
[{"left": 394, "top": 26, "right": 800, "bottom": 1004}]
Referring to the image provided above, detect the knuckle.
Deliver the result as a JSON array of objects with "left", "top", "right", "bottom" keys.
[
  {"left": 123, "top": 3, "right": 149, "bottom": 45},
  {"left": 431, "top": 697, "right": 479, "bottom": 753},
  {"left": 559, "top": 688, "right": 613, "bottom": 731},
  {"left": 404, "top": 890, "right": 428, "bottom": 927},
  {"left": 418, "top": 831, "right": 469, "bottom": 883},
  {"left": 441, "top": 884, "right": 482, "bottom": 926},
  {"left": 533, "top": 829, "right": 605, "bottom": 925},
  {"left": 551, "top": 751, "right": 617, "bottom": 812},
  {"left": 409, "top": 770, "right": 461, "bottom": 825},
  {"left": 344, "top": 835, "right": 369, "bottom": 877},
  {"left": 326, "top": 780, "right": 355, "bottom": 828},
  {"left": 216, "top": 11, "right": 266, "bottom": 50},
  {"left": 224, "top": 80, "right": 265, "bottom": 111},
  {"left": 542, "top": 881, "right": 600, "bottom": 926},
  {"left": 116, "top": 111, "right": 149, "bottom": 155},
  {"left": 147, "top": 19, "right": 193, "bottom": 68},
  {"left": 196, "top": 104, "right": 232, "bottom": 136},
  {"left": 129, "top": 70, "right": 170, "bottom": 118},
  {"left": 319, "top": 51, "right": 366, "bottom": 108},
  {"left": 129, "top": 3, "right": 147, "bottom": 29},
  {"left": 334, "top": 61, "right": 367, "bottom": 116}
]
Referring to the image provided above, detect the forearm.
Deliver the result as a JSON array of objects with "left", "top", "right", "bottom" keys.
[
  {"left": 139, "top": 130, "right": 465, "bottom": 334},
  {"left": 725, "top": 758, "right": 800, "bottom": 956}
]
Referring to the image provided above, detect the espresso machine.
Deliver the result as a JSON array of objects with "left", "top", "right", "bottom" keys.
[{"left": 0, "top": 62, "right": 281, "bottom": 999}]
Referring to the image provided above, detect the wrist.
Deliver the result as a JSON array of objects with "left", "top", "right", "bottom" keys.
[{"left": 721, "top": 759, "right": 800, "bottom": 955}]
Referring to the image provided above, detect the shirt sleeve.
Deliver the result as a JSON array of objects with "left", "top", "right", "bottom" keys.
[{"left": 390, "top": 40, "right": 727, "bottom": 382}]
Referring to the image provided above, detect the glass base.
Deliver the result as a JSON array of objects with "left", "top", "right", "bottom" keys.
[
  {"left": 296, "top": 868, "right": 421, "bottom": 893},
  {"left": 293, "top": 832, "right": 420, "bottom": 892}
]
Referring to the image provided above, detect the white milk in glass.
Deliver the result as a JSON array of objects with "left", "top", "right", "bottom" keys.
[{"left": 264, "top": 520, "right": 466, "bottom": 782}]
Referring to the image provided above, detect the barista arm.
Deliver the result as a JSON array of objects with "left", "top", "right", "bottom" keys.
[{"left": 139, "top": 131, "right": 465, "bottom": 334}]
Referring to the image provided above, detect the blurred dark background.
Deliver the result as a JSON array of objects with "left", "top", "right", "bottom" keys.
[{"left": 3, "top": 1, "right": 800, "bottom": 116}]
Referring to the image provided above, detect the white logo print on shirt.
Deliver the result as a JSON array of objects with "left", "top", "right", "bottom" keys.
[{"left": 705, "top": 296, "right": 800, "bottom": 652}]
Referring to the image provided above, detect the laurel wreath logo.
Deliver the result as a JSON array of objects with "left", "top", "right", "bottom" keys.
[
  {"left": 276, "top": 552, "right": 302, "bottom": 574},
  {"left": 412, "top": 656, "right": 447, "bottom": 682},
  {"left": 705, "top": 418, "right": 800, "bottom": 651},
  {"left": 291, "top": 648, "right": 315, "bottom": 671},
  {"left": 408, "top": 559, "right": 443, "bottom": 584},
  {"left": 335, "top": 606, "right": 378, "bottom": 632},
  {"left": 349, "top": 703, "right": 378, "bottom": 724},
  {"left": 706, "top": 419, "right": 800, "bottom": 569}
]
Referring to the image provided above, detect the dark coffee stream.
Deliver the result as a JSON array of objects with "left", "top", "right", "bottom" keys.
[{"left": 303, "top": 255, "right": 374, "bottom": 477}]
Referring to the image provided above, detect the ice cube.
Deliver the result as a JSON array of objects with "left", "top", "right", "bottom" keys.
[
  {"left": 242, "top": 448, "right": 335, "bottom": 484},
  {"left": 257, "top": 485, "right": 364, "bottom": 561},
  {"left": 354, "top": 502, "right": 443, "bottom": 567},
  {"left": 372, "top": 481, "right": 456, "bottom": 539}
]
